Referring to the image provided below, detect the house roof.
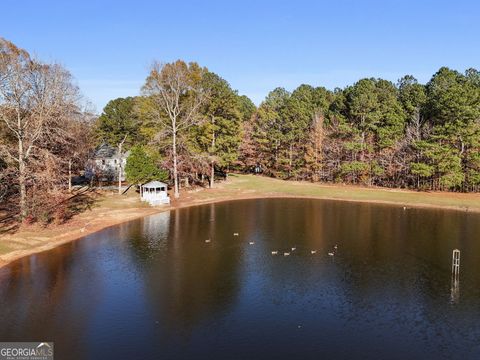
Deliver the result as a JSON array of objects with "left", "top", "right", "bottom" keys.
[
  {"left": 92, "top": 142, "right": 129, "bottom": 159},
  {"left": 142, "top": 181, "right": 168, "bottom": 188},
  {"left": 93, "top": 142, "right": 116, "bottom": 158}
]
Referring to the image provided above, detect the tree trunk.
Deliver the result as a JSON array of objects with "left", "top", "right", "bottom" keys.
[
  {"left": 118, "top": 165, "right": 122, "bottom": 194},
  {"left": 117, "top": 135, "right": 127, "bottom": 195},
  {"left": 210, "top": 116, "right": 215, "bottom": 189},
  {"left": 289, "top": 143, "right": 293, "bottom": 178},
  {"left": 275, "top": 140, "right": 279, "bottom": 168},
  {"left": 360, "top": 130, "right": 365, "bottom": 161},
  {"left": 68, "top": 159, "right": 72, "bottom": 192},
  {"left": 313, "top": 137, "right": 319, "bottom": 182},
  {"left": 172, "top": 128, "right": 179, "bottom": 198},
  {"left": 18, "top": 138, "right": 27, "bottom": 219},
  {"left": 210, "top": 162, "right": 214, "bottom": 188}
]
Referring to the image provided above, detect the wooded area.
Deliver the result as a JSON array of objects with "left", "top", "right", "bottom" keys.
[
  {"left": 245, "top": 70, "right": 480, "bottom": 190},
  {"left": 1, "top": 37, "right": 480, "bottom": 224}
]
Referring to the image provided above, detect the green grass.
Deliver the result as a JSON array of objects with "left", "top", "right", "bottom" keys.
[{"left": 220, "top": 174, "right": 480, "bottom": 211}]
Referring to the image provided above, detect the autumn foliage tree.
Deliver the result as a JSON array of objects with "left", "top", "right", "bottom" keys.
[
  {"left": 141, "top": 60, "right": 207, "bottom": 198},
  {"left": 0, "top": 37, "right": 92, "bottom": 220}
]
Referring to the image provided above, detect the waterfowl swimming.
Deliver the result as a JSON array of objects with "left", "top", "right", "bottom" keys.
[
  {"left": 291, "top": 247, "right": 296, "bottom": 251},
  {"left": 311, "top": 250, "right": 317, "bottom": 254},
  {"left": 249, "top": 241, "right": 255, "bottom": 245},
  {"left": 205, "top": 239, "right": 211, "bottom": 243},
  {"left": 233, "top": 233, "right": 239, "bottom": 236},
  {"left": 271, "top": 251, "right": 278, "bottom": 255},
  {"left": 284, "top": 252, "right": 290, "bottom": 256},
  {"left": 334, "top": 244, "right": 338, "bottom": 250},
  {"left": 328, "top": 252, "right": 335, "bottom": 256}
]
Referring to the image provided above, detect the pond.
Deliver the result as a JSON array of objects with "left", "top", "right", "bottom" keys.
[{"left": 1, "top": 198, "right": 480, "bottom": 359}]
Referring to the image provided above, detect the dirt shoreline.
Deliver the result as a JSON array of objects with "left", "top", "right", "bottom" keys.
[{"left": 0, "top": 178, "right": 478, "bottom": 271}]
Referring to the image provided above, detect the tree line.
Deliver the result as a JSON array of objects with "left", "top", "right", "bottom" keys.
[
  {"left": 243, "top": 68, "right": 480, "bottom": 191},
  {"left": 2, "top": 36, "right": 480, "bottom": 224},
  {"left": 105, "top": 63, "right": 480, "bottom": 194}
]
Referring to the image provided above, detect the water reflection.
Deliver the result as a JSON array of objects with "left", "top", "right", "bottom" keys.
[
  {"left": 1, "top": 199, "right": 480, "bottom": 359},
  {"left": 451, "top": 278, "right": 460, "bottom": 304}
]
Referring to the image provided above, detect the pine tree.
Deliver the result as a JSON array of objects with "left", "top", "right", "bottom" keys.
[
  {"left": 125, "top": 146, "right": 168, "bottom": 185},
  {"left": 193, "top": 72, "right": 243, "bottom": 187},
  {"left": 94, "top": 97, "right": 143, "bottom": 148}
]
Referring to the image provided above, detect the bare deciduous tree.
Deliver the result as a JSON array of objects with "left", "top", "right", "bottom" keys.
[
  {"left": 141, "top": 60, "right": 207, "bottom": 198},
  {"left": 304, "top": 111, "right": 325, "bottom": 181},
  {"left": 0, "top": 37, "right": 84, "bottom": 219},
  {"left": 66, "top": 107, "right": 96, "bottom": 192}
]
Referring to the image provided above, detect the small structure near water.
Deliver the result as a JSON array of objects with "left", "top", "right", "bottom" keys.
[{"left": 141, "top": 181, "right": 170, "bottom": 206}]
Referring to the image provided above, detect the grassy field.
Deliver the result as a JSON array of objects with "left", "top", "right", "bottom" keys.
[
  {"left": 1, "top": 174, "right": 480, "bottom": 268},
  {"left": 216, "top": 174, "right": 480, "bottom": 211}
]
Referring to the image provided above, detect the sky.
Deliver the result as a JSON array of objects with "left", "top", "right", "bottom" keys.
[{"left": 2, "top": 0, "right": 479, "bottom": 113}]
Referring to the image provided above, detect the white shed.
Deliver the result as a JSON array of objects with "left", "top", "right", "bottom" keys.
[{"left": 141, "top": 181, "right": 170, "bottom": 206}]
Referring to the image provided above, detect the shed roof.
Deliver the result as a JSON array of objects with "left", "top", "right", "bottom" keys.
[{"left": 142, "top": 181, "right": 168, "bottom": 188}]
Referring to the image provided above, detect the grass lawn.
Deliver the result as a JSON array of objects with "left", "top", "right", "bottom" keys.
[{"left": 217, "top": 174, "right": 480, "bottom": 211}]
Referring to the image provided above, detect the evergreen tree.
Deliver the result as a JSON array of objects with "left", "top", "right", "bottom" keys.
[
  {"left": 423, "top": 67, "right": 480, "bottom": 189},
  {"left": 237, "top": 95, "right": 256, "bottom": 122},
  {"left": 193, "top": 71, "right": 243, "bottom": 186},
  {"left": 95, "top": 97, "right": 143, "bottom": 148},
  {"left": 125, "top": 145, "right": 168, "bottom": 185},
  {"left": 250, "top": 88, "right": 291, "bottom": 176}
]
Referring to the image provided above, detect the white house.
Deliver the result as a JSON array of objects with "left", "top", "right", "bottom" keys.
[
  {"left": 85, "top": 142, "right": 130, "bottom": 182},
  {"left": 141, "top": 181, "right": 170, "bottom": 206}
]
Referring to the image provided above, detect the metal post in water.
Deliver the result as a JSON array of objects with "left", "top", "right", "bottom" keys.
[
  {"left": 451, "top": 249, "right": 460, "bottom": 304},
  {"left": 451, "top": 249, "right": 460, "bottom": 281}
]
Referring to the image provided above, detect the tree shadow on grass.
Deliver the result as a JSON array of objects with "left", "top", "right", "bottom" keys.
[
  {"left": 0, "top": 188, "right": 100, "bottom": 233},
  {"left": 0, "top": 206, "right": 20, "bottom": 235},
  {"left": 62, "top": 192, "right": 98, "bottom": 223},
  {"left": 0, "top": 220, "right": 19, "bottom": 235}
]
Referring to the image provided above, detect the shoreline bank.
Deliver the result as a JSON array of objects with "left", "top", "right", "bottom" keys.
[{"left": 1, "top": 174, "right": 479, "bottom": 271}]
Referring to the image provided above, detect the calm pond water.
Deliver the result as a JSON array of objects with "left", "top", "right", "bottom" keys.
[{"left": 1, "top": 198, "right": 480, "bottom": 359}]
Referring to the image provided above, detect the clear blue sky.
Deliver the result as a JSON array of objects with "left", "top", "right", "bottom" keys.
[{"left": 3, "top": 0, "right": 479, "bottom": 112}]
